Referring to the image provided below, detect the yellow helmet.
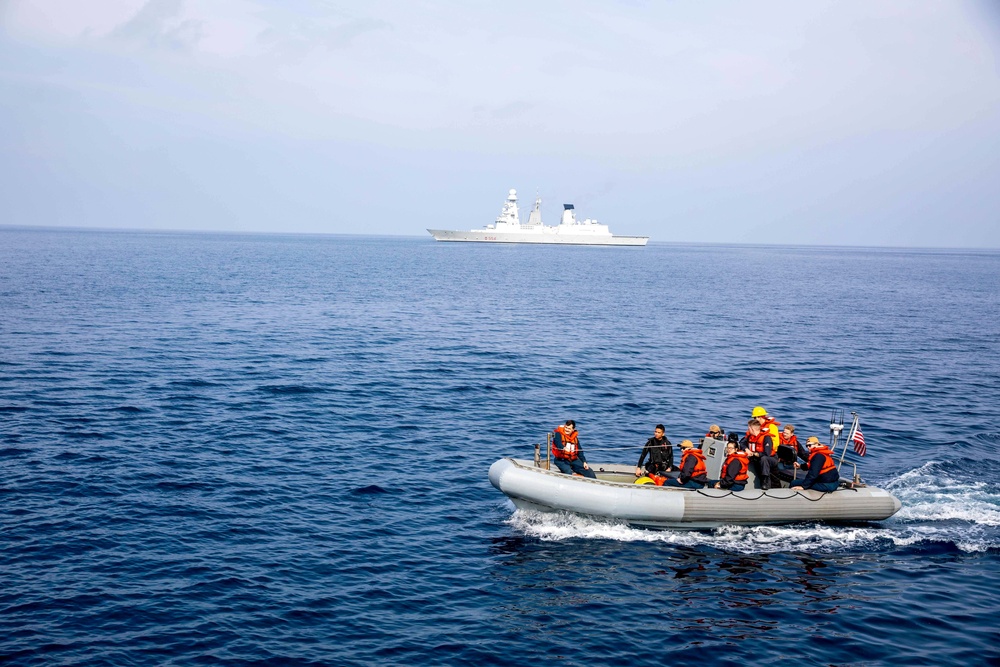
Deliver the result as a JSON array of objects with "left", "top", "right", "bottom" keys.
[{"left": 751, "top": 406, "right": 768, "bottom": 418}]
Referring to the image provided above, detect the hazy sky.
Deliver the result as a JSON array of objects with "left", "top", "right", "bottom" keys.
[{"left": 2, "top": 1, "right": 999, "bottom": 246}]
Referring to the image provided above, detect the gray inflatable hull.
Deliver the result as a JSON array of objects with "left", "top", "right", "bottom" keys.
[{"left": 489, "top": 458, "right": 902, "bottom": 529}]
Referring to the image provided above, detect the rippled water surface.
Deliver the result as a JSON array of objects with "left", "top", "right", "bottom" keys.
[{"left": 2, "top": 229, "right": 999, "bottom": 666}]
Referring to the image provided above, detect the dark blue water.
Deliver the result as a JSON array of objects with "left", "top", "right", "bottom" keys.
[{"left": 2, "top": 229, "right": 999, "bottom": 666}]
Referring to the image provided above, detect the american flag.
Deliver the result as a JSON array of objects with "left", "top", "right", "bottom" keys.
[{"left": 853, "top": 424, "right": 867, "bottom": 457}]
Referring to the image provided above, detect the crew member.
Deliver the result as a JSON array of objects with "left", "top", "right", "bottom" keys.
[
  {"left": 705, "top": 424, "right": 725, "bottom": 440},
  {"left": 775, "top": 424, "right": 809, "bottom": 483},
  {"left": 790, "top": 437, "right": 840, "bottom": 492},
  {"left": 635, "top": 424, "right": 673, "bottom": 477},
  {"left": 778, "top": 424, "right": 809, "bottom": 462},
  {"left": 664, "top": 440, "right": 708, "bottom": 489},
  {"left": 741, "top": 419, "right": 780, "bottom": 489},
  {"left": 751, "top": 406, "right": 781, "bottom": 447},
  {"left": 714, "top": 441, "right": 750, "bottom": 491},
  {"left": 551, "top": 420, "right": 597, "bottom": 478}
]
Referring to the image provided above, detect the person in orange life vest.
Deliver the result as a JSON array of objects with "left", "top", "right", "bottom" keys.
[
  {"left": 778, "top": 424, "right": 810, "bottom": 462},
  {"left": 635, "top": 424, "right": 674, "bottom": 477},
  {"left": 751, "top": 406, "right": 781, "bottom": 447},
  {"left": 551, "top": 420, "right": 596, "bottom": 479},
  {"left": 740, "top": 419, "right": 780, "bottom": 489},
  {"left": 664, "top": 440, "right": 708, "bottom": 488},
  {"left": 773, "top": 424, "right": 810, "bottom": 482},
  {"left": 738, "top": 419, "right": 760, "bottom": 452},
  {"left": 789, "top": 437, "right": 840, "bottom": 492},
  {"left": 713, "top": 441, "right": 750, "bottom": 491}
]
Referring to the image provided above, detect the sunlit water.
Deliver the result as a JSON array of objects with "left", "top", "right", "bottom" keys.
[{"left": 1, "top": 229, "right": 998, "bottom": 665}]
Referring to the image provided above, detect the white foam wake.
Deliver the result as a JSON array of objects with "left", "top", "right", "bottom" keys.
[
  {"left": 506, "top": 509, "right": 899, "bottom": 553},
  {"left": 883, "top": 461, "right": 1000, "bottom": 527},
  {"left": 503, "top": 461, "right": 1000, "bottom": 553}
]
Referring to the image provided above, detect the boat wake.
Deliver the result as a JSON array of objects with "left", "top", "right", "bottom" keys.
[{"left": 504, "top": 461, "right": 1000, "bottom": 554}]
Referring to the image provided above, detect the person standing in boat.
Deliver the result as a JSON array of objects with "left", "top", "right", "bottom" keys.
[
  {"left": 635, "top": 424, "right": 674, "bottom": 478},
  {"left": 664, "top": 440, "right": 708, "bottom": 488},
  {"left": 714, "top": 441, "right": 750, "bottom": 491},
  {"left": 789, "top": 437, "right": 840, "bottom": 492},
  {"left": 752, "top": 406, "right": 781, "bottom": 445},
  {"left": 551, "top": 420, "right": 597, "bottom": 479}
]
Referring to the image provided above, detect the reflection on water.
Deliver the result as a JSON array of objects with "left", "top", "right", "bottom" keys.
[{"left": 487, "top": 533, "right": 902, "bottom": 650}]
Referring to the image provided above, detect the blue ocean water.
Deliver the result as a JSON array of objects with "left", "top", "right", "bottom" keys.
[{"left": 1, "top": 228, "right": 999, "bottom": 666}]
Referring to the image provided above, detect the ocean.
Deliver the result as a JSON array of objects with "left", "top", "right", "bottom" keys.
[{"left": 1, "top": 228, "right": 998, "bottom": 666}]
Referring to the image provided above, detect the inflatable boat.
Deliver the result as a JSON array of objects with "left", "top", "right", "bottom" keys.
[{"left": 489, "top": 426, "right": 902, "bottom": 529}]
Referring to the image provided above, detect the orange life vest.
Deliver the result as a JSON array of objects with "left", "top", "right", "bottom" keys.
[
  {"left": 746, "top": 430, "right": 769, "bottom": 455},
  {"left": 552, "top": 426, "right": 579, "bottom": 461},
  {"left": 779, "top": 433, "right": 799, "bottom": 447},
  {"left": 807, "top": 445, "right": 837, "bottom": 475},
  {"left": 723, "top": 451, "right": 750, "bottom": 483},
  {"left": 680, "top": 448, "right": 707, "bottom": 480}
]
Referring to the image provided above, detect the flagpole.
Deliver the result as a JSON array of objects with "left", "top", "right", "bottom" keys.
[{"left": 838, "top": 412, "right": 858, "bottom": 472}]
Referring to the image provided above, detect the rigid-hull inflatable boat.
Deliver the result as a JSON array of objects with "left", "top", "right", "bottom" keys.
[{"left": 489, "top": 432, "right": 901, "bottom": 529}]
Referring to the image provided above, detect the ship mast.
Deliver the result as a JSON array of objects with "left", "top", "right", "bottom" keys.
[{"left": 526, "top": 192, "right": 543, "bottom": 227}]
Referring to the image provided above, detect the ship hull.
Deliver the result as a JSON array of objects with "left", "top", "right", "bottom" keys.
[{"left": 427, "top": 229, "right": 648, "bottom": 246}]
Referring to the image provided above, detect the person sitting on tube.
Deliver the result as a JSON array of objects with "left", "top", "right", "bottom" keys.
[
  {"left": 789, "top": 437, "right": 840, "bottom": 492},
  {"left": 551, "top": 420, "right": 597, "bottom": 479},
  {"left": 714, "top": 441, "right": 750, "bottom": 491},
  {"left": 635, "top": 423, "right": 674, "bottom": 478},
  {"left": 664, "top": 440, "right": 708, "bottom": 489}
]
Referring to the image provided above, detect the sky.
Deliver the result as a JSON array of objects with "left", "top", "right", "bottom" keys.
[{"left": 1, "top": 0, "right": 999, "bottom": 247}]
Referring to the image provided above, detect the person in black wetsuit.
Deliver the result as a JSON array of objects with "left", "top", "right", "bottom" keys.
[{"left": 635, "top": 424, "right": 673, "bottom": 478}]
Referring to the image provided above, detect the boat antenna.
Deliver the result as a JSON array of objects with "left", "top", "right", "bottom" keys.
[
  {"left": 837, "top": 412, "right": 859, "bottom": 472},
  {"left": 829, "top": 409, "right": 844, "bottom": 459}
]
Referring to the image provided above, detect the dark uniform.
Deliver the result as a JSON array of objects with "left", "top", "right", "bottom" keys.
[{"left": 637, "top": 435, "right": 673, "bottom": 475}]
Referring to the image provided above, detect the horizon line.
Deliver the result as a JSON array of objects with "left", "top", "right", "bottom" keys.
[{"left": 1, "top": 223, "right": 997, "bottom": 253}]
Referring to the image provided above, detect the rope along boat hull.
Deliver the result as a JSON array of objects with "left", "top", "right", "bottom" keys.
[{"left": 489, "top": 458, "right": 902, "bottom": 529}]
